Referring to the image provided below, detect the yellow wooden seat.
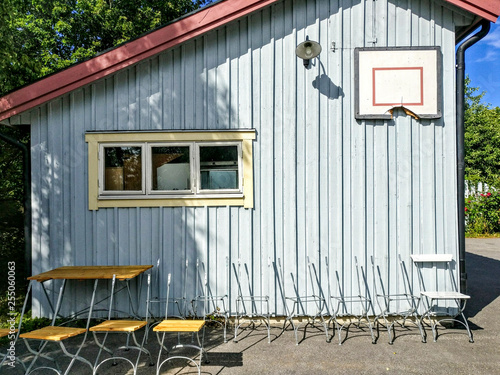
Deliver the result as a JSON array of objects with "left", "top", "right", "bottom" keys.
[
  {"left": 154, "top": 319, "right": 205, "bottom": 333},
  {"left": 20, "top": 326, "right": 86, "bottom": 341},
  {"left": 90, "top": 319, "right": 147, "bottom": 332}
]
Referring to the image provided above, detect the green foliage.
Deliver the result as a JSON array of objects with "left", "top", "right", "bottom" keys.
[
  {"left": 0, "top": 0, "right": 212, "bottom": 96},
  {"left": 465, "top": 192, "right": 500, "bottom": 236},
  {"left": 463, "top": 78, "right": 500, "bottom": 236},
  {"left": 464, "top": 77, "right": 500, "bottom": 191}
]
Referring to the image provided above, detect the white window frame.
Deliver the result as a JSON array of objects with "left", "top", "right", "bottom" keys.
[
  {"left": 196, "top": 142, "right": 243, "bottom": 195},
  {"left": 98, "top": 141, "right": 244, "bottom": 199},
  {"left": 99, "top": 143, "right": 146, "bottom": 196},
  {"left": 147, "top": 142, "right": 194, "bottom": 196}
]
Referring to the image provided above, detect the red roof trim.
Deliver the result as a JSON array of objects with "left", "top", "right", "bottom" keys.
[
  {"left": 0, "top": 0, "right": 278, "bottom": 122},
  {"left": 2, "top": 0, "right": 499, "bottom": 122},
  {"left": 444, "top": 0, "right": 500, "bottom": 22}
]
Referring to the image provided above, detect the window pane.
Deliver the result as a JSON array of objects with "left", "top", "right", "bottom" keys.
[
  {"left": 152, "top": 146, "right": 191, "bottom": 191},
  {"left": 104, "top": 147, "right": 142, "bottom": 191},
  {"left": 199, "top": 146, "right": 239, "bottom": 190}
]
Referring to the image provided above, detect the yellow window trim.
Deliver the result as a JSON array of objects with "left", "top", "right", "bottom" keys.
[{"left": 86, "top": 130, "right": 255, "bottom": 210}]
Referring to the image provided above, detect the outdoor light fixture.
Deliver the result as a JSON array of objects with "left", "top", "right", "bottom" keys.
[{"left": 295, "top": 40, "right": 322, "bottom": 68}]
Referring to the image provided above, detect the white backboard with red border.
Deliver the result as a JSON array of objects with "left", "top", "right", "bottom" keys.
[{"left": 355, "top": 47, "right": 442, "bottom": 119}]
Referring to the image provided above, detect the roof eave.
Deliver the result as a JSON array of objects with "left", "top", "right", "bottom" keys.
[
  {"left": 445, "top": 0, "right": 500, "bottom": 22},
  {"left": 0, "top": 0, "right": 278, "bottom": 122}
]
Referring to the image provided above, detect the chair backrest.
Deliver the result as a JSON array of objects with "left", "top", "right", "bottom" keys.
[
  {"left": 144, "top": 273, "right": 151, "bottom": 321},
  {"left": 354, "top": 256, "right": 367, "bottom": 298},
  {"left": 410, "top": 254, "right": 457, "bottom": 293},
  {"left": 398, "top": 254, "right": 418, "bottom": 306},
  {"left": 411, "top": 254, "right": 453, "bottom": 263},
  {"left": 164, "top": 273, "right": 172, "bottom": 319},
  {"left": 106, "top": 272, "right": 151, "bottom": 320},
  {"left": 370, "top": 255, "right": 419, "bottom": 312}
]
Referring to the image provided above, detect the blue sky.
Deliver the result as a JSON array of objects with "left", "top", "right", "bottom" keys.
[{"left": 465, "top": 20, "right": 500, "bottom": 108}]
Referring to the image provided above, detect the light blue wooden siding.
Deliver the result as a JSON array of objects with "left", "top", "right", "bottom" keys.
[{"left": 28, "top": 0, "right": 474, "bottom": 317}]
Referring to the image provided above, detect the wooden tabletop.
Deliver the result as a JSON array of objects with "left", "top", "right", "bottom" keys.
[
  {"left": 28, "top": 265, "right": 153, "bottom": 282},
  {"left": 0, "top": 328, "right": 16, "bottom": 338}
]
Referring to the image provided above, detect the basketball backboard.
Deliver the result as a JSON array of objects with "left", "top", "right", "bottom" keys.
[{"left": 355, "top": 47, "right": 442, "bottom": 120}]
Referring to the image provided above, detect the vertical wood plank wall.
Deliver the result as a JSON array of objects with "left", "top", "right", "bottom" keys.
[{"left": 27, "top": 0, "right": 473, "bottom": 317}]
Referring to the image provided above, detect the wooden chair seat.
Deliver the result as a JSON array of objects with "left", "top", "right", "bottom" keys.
[
  {"left": 153, "top": 320, "right": 205, "bottom": 333},
  {"left": 20, "top": 326, "right": 86, "bottom": 341},
  {"left": 90, "top": 319, "right": 147, "bottom": 332}
]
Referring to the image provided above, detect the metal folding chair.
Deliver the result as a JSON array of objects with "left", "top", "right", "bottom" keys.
[
  {"left": 279, "top": 257, "right": 330, "bottom": 345},
  {"left": 19, "top": 279, "right": 97, "bottom": 375},
  {"left": 0, "top": 328, "right": 27, "bottom": 371},
  {"left": 155, "top": 273, "right": 208, "bottom": 375},
  {"left": 150, "top": 259, "right": 189, "bottom": 321},
  {"left": 89, "top": 273, "right": 154, "bottom": 374},
  {"left": 233, "top": 258, "right": 271, "bottom": 343},
  {"left": 411, "top": 254, "right": 473, "bottom": 343},
  {"left": 191, "top": 258, "right": 229, "bottom": 343},
  {"left": 329, "top": 256, "right": 376, "bottom": 345},
  {"left": 371, "top": 255, "right": 423, "bottom": 344}
]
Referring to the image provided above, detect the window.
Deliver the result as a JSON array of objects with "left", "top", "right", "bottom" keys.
[
  {"left": 86, "top": 130, "right": 255, "bottom": 210},
  {"left": 102, "top": 145, "right": 144, "bottom": 194}
]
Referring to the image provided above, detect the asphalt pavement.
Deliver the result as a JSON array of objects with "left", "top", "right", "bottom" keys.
[{"left": 3, "top": 238, "right": 500, "bottom": 374}]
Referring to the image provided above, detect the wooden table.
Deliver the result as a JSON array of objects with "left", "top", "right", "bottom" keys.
[
  {"left": 17, "top": 264, "right": 153, "bottom": 375},
  {"left": 28, "top": 265, "right": 153, "bottom": 282}
]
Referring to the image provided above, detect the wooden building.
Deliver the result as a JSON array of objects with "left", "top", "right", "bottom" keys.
[{"left": 1, "top": 0, "right": 499, "bottom": 318}]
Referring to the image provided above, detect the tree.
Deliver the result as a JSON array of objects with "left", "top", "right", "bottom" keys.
[
  {"left": 464, "top": 77, "right": 500, "bottom": 191},
  {"left": 0, "top": 0, "right": 212, "bottom": 96},
  {"left": 0, "top": 0, "right": 212, "bottom": 298},
  {"left": 0, "top": 125, "right": 30, "bottom": 294}
]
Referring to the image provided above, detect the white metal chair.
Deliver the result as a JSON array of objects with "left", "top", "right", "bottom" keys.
[
  {"left": 371, "top": 255, "right": 423, "bottom": 344},
  {"left": 233, "top": 259, "right": 271, "bottom": 343},
  {"left": 155, "top": 273, "right": 208, "bottom": 375},
  {"left": 150, "top": 259, "right": 189, "bottom": 321},
  {"left": 329, "top": 256, "right": 375, "bottom": 345},
  {"left": 89, "top": 273, "right": 154, "bottom": 374},
  {"left": 18, "top": 279, "right": 98, "bottom": 375},
  {"left": 0, "top": 328, "right": 27, "bottom": 371},
  {"left": 280, "top": 257, "right": 330, "bottom": 345},
  {"left": 191, "top": 258, "right": 229, "bottom": 343},
  {"left": 411, "top": 254, "right": 473, "bottom": 343}
]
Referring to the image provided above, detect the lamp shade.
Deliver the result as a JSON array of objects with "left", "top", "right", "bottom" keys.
[{"left": 295, "top": 40, "right": 322, "bottom": 60}]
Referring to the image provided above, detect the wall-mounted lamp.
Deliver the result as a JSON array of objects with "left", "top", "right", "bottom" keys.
[{"left": 295, "top": 40, "right": 322, "bottom": 68}]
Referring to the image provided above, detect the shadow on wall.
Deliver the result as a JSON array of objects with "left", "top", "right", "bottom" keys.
[
  {"left": 312, "top": 73, "right": 344, "bottom": 100},
  {"left": 465, "top": 252, "right": 500, "bottom": 318}
]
